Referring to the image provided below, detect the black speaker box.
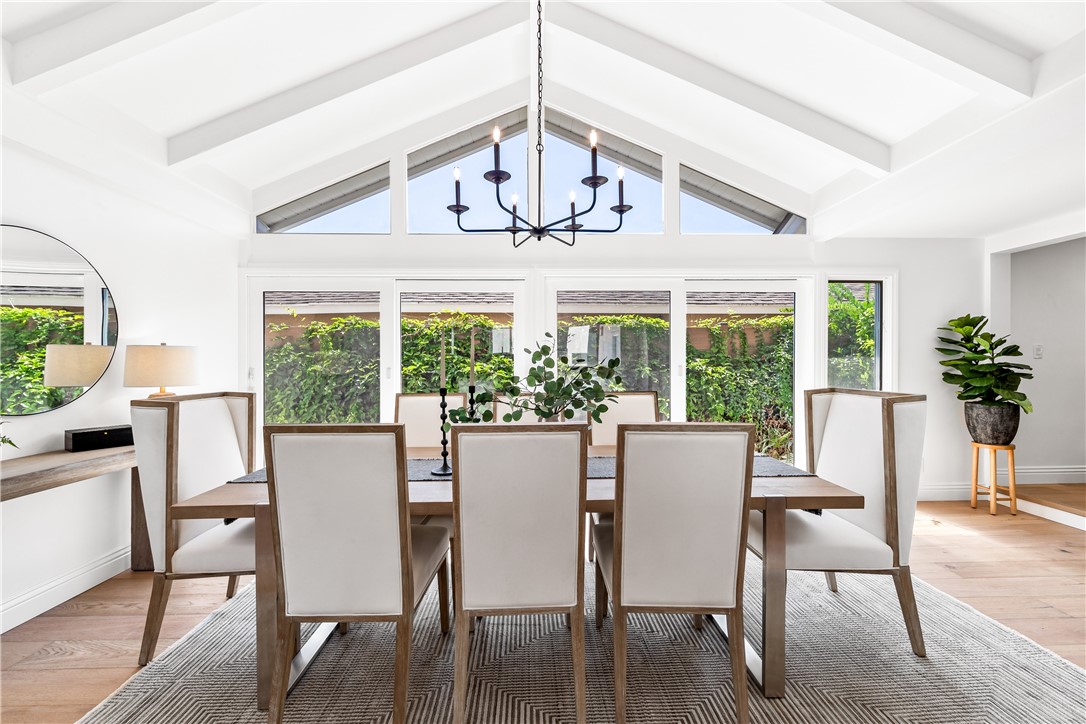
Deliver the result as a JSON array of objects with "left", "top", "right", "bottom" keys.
[{"left": 65, "top": 425, "right": 134, "bottom": 452}]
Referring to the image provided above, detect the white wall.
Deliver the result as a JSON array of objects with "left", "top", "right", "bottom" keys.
[
  {"left": 1009, "top": 238, "right": 1086, "bottom": 483},
  {"left": 0, "top": 143, "right": 243, "bottom": 631}
]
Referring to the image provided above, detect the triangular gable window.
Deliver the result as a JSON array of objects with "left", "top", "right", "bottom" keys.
[
  {"left": 680, "top": 164, "right": 806, "bottom": 234},
  {"left": 256, "top": 162, "right": 390, "bottom": 234}
]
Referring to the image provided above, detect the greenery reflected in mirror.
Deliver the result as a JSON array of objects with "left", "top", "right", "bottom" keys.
[{"left": 0, "top": 225, "right": 118, "bottom": 416}]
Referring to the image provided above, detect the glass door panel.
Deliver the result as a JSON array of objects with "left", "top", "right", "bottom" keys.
[
  {"left": 686, "top": 289, "right": 796, "bottom": 461},
  {"left": 555, "top": 289, "right": 671, "bottom": 419},
  {"left": 263, "top": 290, "right": 381, "bottom": 423}
]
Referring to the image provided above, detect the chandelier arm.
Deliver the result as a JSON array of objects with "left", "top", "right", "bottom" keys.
[
  {"left": 567, "top": 213, "right": 626, "bottom": 234},
  {"left": 492, "top": 184, "right": 533, "bottom": 229},
  {"left": 455, "top": 214, "right": 512, "bottom": 235},
  {"left": 545, "top": 230, "right": 576, "bottom": 247},
  {"left": 541, "top": 185, "right": 600, "bottom": 231}
]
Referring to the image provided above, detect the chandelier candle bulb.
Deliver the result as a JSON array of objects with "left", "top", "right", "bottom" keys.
[
  {"left": 618, "top": 166, "right": 625, "bottom": 206},
  {"left": 492, "top": 126, "right": 501, "bottom": 172},
  {"left": 454, "top": 166, "right": 461, "bottom": 205},
  {"left": 590, "top": 130, "right": 598, "bottom": 176},
  {"left": 570, "top": 191, "right": 576, "bottom": 223},
  {"left": 511, "top": 193, "right": 518, "bottom": 223}
]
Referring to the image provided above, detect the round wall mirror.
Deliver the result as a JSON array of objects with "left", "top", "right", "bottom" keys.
[{"left": 0, "top": 224, "right": 118, "bottom": 415}]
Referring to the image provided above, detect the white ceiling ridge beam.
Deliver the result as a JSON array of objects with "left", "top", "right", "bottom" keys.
[
  {"left": 2, "top": 86, "right": 250, "bottom": 237},
  {"left": 252, "top": 83, "right": 527, "bottom": 213},
  {"left": 168, "top": 2, "right": 525, "bottom": 167},
  {"left": 787, "top": 1, "right": 1031, "bottom": 100},
  {"left": 546, "top": 84, "right": 811, "bottom": 218},
  {"left": 1033, "top": 31, "right": 1086, "bottom": 97},
  {"left": 809, "top": 81, "right": 1084, "bottom": 241},
  {"left": 10, "top": 2, "right": 263, "bottom": 96},
  {"left": 546, "top": 2, "right": 889, "bottom": 176}
]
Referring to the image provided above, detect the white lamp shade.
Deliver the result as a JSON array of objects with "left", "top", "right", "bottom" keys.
[
  {"left": 43, "top": 344, "right": 114, "bottom": 387},
  {"left": 123, "top": 344, "right": 197, "bottom": 388}
]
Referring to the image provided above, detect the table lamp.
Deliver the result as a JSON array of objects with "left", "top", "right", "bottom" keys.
[
  {"left": 123, "top": 343, "right": 197, "bottom": 398},
  {"left": 43, "top": 344, "right": 114, "bottom": 387}
]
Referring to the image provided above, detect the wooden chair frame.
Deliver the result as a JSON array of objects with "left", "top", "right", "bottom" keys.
[
  {"left": 588, "top": 390, "right": 660, "bottom": 446},
  {"left": 263, "top": 423, "right": 450, "bottom": 724},
  {"left": 596, "top": 422, "right": 755, "bottom": 724},
  {"left": 132, "top": 391, "right": 255, "bottom": 666},
  {"left": 450, "top": 424, "right": 590, "bottom": 724},
  {"left": 798, "top": 387, "right": 928, "bottom": 657}
]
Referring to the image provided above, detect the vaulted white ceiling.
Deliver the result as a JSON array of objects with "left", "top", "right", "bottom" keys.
[{"left": 2, "top": 0, "right": 1083, "bottom": 240}]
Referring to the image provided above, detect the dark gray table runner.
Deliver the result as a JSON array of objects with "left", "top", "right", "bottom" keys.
[{"left": 232, "top": 454, "right": 810, "bottom": 484}]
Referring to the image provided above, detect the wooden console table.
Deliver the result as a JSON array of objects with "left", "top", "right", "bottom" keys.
[{"left": 1, "top": 446, "right": 153, "bottom": 570}]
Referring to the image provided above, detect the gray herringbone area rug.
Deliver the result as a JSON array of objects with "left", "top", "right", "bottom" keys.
[{"left": 82, "top": 559, "right": 1085, "bottom": 723}]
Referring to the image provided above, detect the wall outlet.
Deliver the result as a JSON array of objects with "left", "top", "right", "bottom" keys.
[{"left": 1033, "top": 344, "right": 1044, "bottom": 359}]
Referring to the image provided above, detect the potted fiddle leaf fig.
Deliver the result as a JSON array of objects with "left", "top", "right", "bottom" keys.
[
  {"left": 936, "top": 314, "right": 1033, "bottom": 445},
  {"left": 449, "top": 332, "right": 622, "bottom": 425}
]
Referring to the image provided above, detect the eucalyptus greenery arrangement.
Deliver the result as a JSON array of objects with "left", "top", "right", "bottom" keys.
[
  {"left": 936, "top": 314, "right": 1033, "bottom": 413},
  {"left": 449, "top": 332, "right": 622, "bottom": 425}
]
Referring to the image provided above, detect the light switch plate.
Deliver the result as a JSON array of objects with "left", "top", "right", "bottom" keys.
[{"left": 1033, "top": 344, "right": 1044, "bottom": 359}]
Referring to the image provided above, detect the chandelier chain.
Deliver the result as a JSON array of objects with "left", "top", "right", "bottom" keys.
[{"left": 535, "top": 0, "right": 544, "bottom": 155}]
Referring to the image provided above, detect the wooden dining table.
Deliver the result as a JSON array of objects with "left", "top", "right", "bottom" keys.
[{"left": 171, "top": 445, "right": 862, "bottom": 708}]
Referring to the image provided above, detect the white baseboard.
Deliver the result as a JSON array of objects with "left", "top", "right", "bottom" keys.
[
  {"left": 999, "top": 465, "right": 1086, "bottom": 485},
  {"left": 1, "top": 546, "right": 131, "bottom": 633},
  {"left": 918, "top": 483, "right": 970, "bottom": 501}
]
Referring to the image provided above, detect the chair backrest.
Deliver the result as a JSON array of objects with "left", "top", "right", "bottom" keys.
[
  {"left": 614, "top": 423, "right": 754, "bottom": 610},
  {"left": 589, "top": 391, "right": 659, "bottom": 447},
  {"left": 130, "top": 392, "right": 254, "bottom": 572},
  {"left": 805, "top": 389, "right": 927, "bottom": 566},
  {"left": 264, "top": 424, "right": 411, "bottom": 618},
  {"left": 452, "top": 424, "right": 588, "bottom": 611},
  {"left": 395, "top": 392, "right": 469, "bottom": 448},
  {"left": 492, "top": 394, "right": 539, "bottom": 424}
]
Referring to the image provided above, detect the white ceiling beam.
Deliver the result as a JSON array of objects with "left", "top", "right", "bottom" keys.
[
  {"left": 787, "top": 1, "right": 1032, "bottom": 101},
  {"left": 168, "top": 2, "right": 525, "bottom": 166},
  {"left": 253, "top": 83, "right": 527, "bottom": 213},
  {"left": 9, "top": 2, "right": 262, "bottom": 96},
  {"left": 547, "top": 2, "right": 890, "bottom": 176},
  {"left": 810, "top": 81, "right": 1084, "bottom": 241}
]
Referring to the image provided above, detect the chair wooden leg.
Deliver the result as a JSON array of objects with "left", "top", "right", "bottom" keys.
[
  {"left": 453, "top": 610, "right": 472, "bottom": 724},
  {"left": 693, "top": 614, "right": 703, "bottom": 630},
  {"left": 570, "top": 604, "right": 587, "bottom": 724},
  {"left": 226, "top": 574, "right": 239, "bottom": 599},
  {"left": 268, "top": 617, "right": 295, "bottom": 724},
  {"left": 726, "top": 612, "right": 750, "bottom": 724},
  {"left": 292, "top": 622, "right": 301, "bottom": 655},
  {"left": 438, "top": 557, "right": 451, "bottom": 634},
  {"left": 825, "top": 571, "right": 838, "bottom": 592},
  {"left": 614, "top": 607, "right": 628, "bottom": 724},
  {"left": 595, "top": 561, "right": 607, "bottom": 629},
  {"left": 586, "top": 513, "right": 595, "bottom": 563},
  {"left": 392, "top": 614, "right": 412, "bottom": 724},
  {"left": 138, "top": 573, "right": 172, "bottom": 665},
  {"left": 892, "top": 566, "right": 926, "bottom": 657}
]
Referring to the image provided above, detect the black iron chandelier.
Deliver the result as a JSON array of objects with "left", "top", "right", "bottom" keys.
[{"left": 447, "top": 0, "right": 632, "bottom": 247}]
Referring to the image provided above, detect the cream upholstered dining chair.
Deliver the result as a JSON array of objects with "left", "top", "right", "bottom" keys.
[
  {"left": 592, "top": 423, "right": 755, "bottom": 724},
  {"left": 450, "top": 424, "right": 590, "bottom": 724},
  {"left": 587, "top": 390, "right": 660, "bottom": 563},
  {"left": 588, "top": 390, "right": 660, "bottom": 447},
  {"left": 394, "top": 392, "right": 469, "bottom": 448},
  {"left": 264, "top": 424, "right": 450, "bottom": 724},
  {"left": 747, "top": 388, "right": 928, "bottom": 657},
  {"left": 130, "top": 392, "right": 256, "bottom": 665}
]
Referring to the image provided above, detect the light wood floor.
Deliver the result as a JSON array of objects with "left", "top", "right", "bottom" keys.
[
  {"left": 1014, "top": 483, "right": 1086, "bottom": 516},
  {"left": 2, "top": 501, "right": 1083, "bottom": 723}
]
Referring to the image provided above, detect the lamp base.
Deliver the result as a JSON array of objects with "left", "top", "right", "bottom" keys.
[{"left": 148, "top": 387, "right": 176, "bottom": 399}]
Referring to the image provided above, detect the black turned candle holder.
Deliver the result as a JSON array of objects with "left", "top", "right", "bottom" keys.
[
  {"left": 432, "top": 387, "right": 452, "bottom": 476},
  {"left": 468, "top": 384, "right": 477, "bottom": 419}
]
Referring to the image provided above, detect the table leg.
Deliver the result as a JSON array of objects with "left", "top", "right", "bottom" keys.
[
  {"left": 256, "top": 504, "right": 276, "bottom": 710},
  {"left": 761, "top": 494, "right": 787, "bottom": 697}
]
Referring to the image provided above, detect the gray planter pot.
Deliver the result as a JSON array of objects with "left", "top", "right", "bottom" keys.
[{"left": 964, "top": 402, "right": 1020, "bottom": 445}]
